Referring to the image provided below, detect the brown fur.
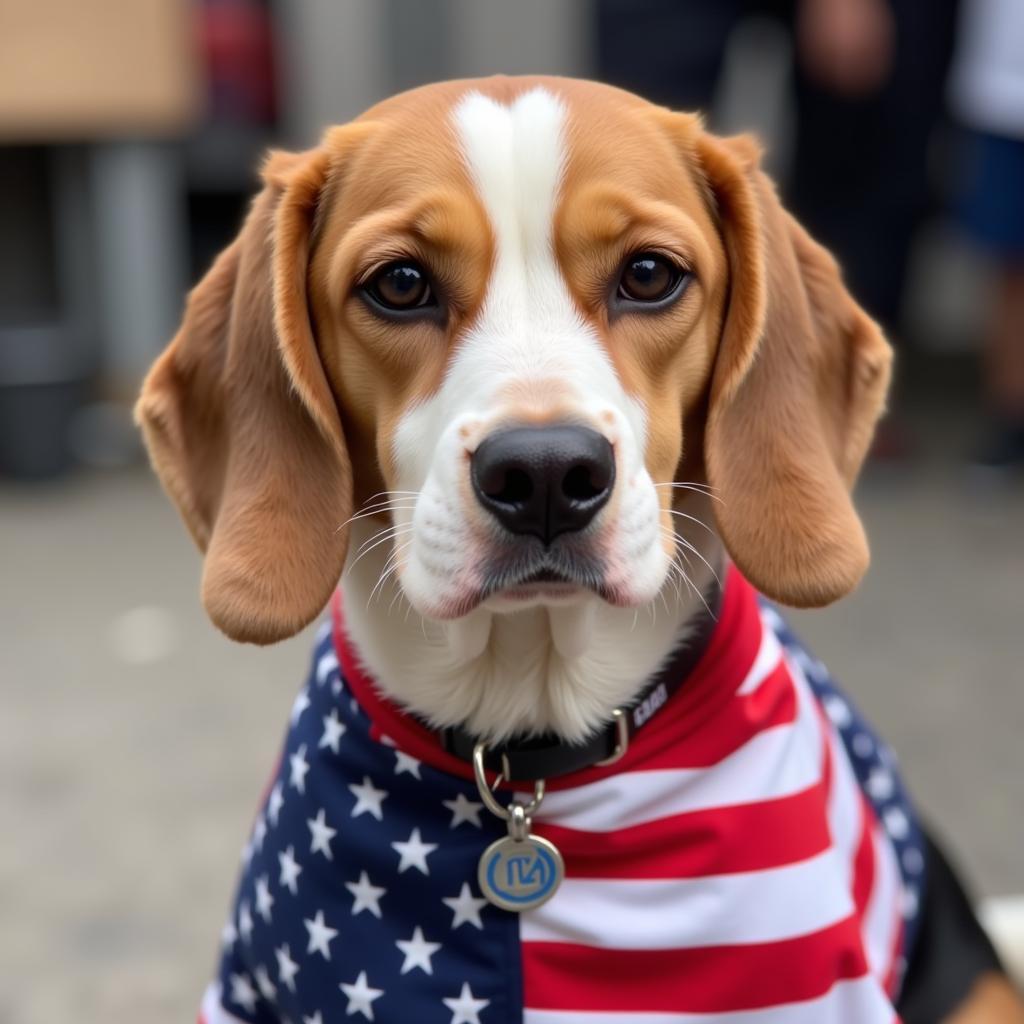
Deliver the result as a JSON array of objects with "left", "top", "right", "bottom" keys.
[
  {"left": 697, "top": 131, "right": 893, "bottom": 607},
  {"left": 135, "top": 73, "right": 1019, "bottom": 1024},
  {"left": 135, "top": 142, "right": 356, "bottom": 644}
]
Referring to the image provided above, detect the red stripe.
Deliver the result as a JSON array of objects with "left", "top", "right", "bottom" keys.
[
  {"left": 627, "top": 657, "right": 796, "bottom": 771},
  {"left": 522, "top": 916, "right": 871, "bottom": 1014},
  {"left": 852, "top": 796, "right": 877, "bottom": 920},
  {"left": 534, "top": 780, "right": 832, "bottom": 878}
]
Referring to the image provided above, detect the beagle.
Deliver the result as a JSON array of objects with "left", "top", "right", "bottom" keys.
[{"left": 137, "top": 77, "right": 1022, "bottom": 1024}]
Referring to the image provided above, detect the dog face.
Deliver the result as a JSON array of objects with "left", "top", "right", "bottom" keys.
[
  {"left": 137, "top": 76, "right": 891, "bottom": 645},
  {"left": 322, "top": 84, "right": 726, "bottom": 622}
]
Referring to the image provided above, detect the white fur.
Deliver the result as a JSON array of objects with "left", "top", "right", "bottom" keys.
[{"left": 341, "top": 87, "right": 719, "bottom": 743}]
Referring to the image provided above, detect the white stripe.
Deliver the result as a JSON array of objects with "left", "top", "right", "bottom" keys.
[
  {"left": 786, "top": 648, "right": 864, "bottom": 889},
  {"left": 862, "top": 823, "right": 901, "bottom": 983},
  {"left": 523, "top": 974, "right": 894, "bottom": 1023},
  {"left": 737, "top": 618, "right": 782, "bottom": 695},
  {"left": 786, "top": 651, "right": 863, "bottom": 888},
  {"left": 199, "top": 984, "right": 248, "bottom": 1024},
  {"left": 521, "top": 847, "right": 853, "bottom": 949},
  {"left": 789, "top": 652, "right": 901, "bottom": 987},
  {"left": 824, "top": 716, "right": 864, "bottom": 878},
  {"left": 535, "top": 673, "right": 821, "bottom": 832}
]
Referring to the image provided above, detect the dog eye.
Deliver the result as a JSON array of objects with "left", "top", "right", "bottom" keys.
[
  {"left": 364, "top": 261, "right": 435, "bottom": 312},
  {"left": 617, "top": 253, "right": 686, "bottom": 305}
]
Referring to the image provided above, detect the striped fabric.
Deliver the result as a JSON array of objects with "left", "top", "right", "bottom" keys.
[{"left": 200, "top": 567, "right": 921, "bottom": 1024}]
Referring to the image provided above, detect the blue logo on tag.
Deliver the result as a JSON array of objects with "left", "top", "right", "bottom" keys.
[{"left": 484, "top": 842, "right": 559, "bottom": 905}]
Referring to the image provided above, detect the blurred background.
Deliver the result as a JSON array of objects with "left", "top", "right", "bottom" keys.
[{"left": 1, "top": 0, "right": 1021, "bottom": 1020}]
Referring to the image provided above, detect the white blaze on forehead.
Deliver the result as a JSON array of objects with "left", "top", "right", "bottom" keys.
[
  {"left": 451, "top": 87, "right": 608, "bottom": 389},
  {"left": 454, "top": 88, "right": 567, "bottom": 291},
  {"left": 391, "top": 87, "right": 646, "bottom": 488}
]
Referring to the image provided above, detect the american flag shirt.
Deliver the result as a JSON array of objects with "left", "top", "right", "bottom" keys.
[{"left": 200, "top": 568, "right": 924, "bottom": 1024}]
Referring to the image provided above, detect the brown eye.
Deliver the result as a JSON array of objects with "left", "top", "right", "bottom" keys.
[
  {"left": 365, "top": 261, "right": 435, "bottom": 312},
  {"left": 617, "top": 253, "right": 685, "bottom": 304}
]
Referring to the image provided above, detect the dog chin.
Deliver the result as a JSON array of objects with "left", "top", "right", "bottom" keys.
[
  {"left": 483, "top": 582, "right": 588, "bottom": 611},
  {"left": 401, "top": 570, "right": 668, "bottom": 623},
  {"left": 402, "top": 583, "right": 589, "bottom": 622},
  {"left": 398, "top": 530, "right": 674, "bottom": 623}
]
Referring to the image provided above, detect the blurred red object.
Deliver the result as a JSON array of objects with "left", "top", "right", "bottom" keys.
[{"left": 197, "top": 0, "right": 277, "bottom": 125}]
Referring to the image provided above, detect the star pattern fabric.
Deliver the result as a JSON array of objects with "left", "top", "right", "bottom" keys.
[
  {"left": 206, "top": 624, "right": 518, "bottom": 1024},
  {"left": 203, "top": 586, "right": 927, "bottom": 1024}
]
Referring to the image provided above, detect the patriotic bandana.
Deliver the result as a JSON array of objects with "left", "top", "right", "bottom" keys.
[{"left": 201, "top": 568, "right": 924, "bottom": 1024}]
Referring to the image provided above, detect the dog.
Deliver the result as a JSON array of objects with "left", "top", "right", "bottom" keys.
[{"left": 137, "top": 77, "right": 1023, "bottom": 1023}]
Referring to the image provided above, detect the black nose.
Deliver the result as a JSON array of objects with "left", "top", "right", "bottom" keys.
[{"left": 471, "top": 425, "right": 615, "bottom": 543}]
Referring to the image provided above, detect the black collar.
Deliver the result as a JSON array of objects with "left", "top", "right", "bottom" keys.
[{"left": 439, "top": 586, "right": 722, "bottom": 781}]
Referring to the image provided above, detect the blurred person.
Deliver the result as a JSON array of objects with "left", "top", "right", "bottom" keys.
[
  {"left": 189, "top": 0, "right": 280, "bottom": 276},
  {"left": 949, "top": 0, "right": 1024, "bottom": 474},
  {"left": 597, "top": 0, "right": 959, "bottom": 437}
]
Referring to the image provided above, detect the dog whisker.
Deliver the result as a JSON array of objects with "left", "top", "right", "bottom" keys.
[
  {"left": 654, "top": 539, "right": 686, "bottom": 610},
  {"left": 336, "top": 497, "right": 419, "bottom": 533},
  {"left": 678, "top": 558, "right": 715, "bottom": 620},
  {"left": 662, "top": 518, "right": 722, "bottom": 591},
  {"left": 677, "top": 535, "right": 722, "bottom": 590},
  {"left": 335, "top": 507, "right": 417, "bottom": 534},
  {"left": 345, "top": 524, "right": 416, "bottom": 578},
  {"left": 660, "top": 526, "right": 716, "bottom": 621},
  {"left": 368, "top": 542, "right": 410, "bottom": 609},
  {"left": 384, "top": 566, "right": 407, "bottom": 616},
  {"left": 653, "top": 480, "right": 717, "bottom": 493},
  {"left": 653, "top": 481, "right": 724, "bottom": 505},
  {"left": 351, "top": 522, "right": 414, "bottom": 562},
  {"left": 362, "top": 489, "right": 422, "bottom": 503},
  {"left": 666, "top": 508, "right": 716, "bottom": 534},
  {"left": 348, "top": 500, "right": 418, "bottom": 519},
  {"left": 386, "top": 551, "right": 416, "bottom": 618},
  {"left": 663, "top": 557, "right": 687, "bottom": 604}
]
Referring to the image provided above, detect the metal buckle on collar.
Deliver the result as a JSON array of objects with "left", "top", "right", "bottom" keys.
[
  {"left": 595, "top": 707, "right": 629, "bottom": 767},
  {"left": 471, "top": 742, "right": 546, "bottom": 819}
]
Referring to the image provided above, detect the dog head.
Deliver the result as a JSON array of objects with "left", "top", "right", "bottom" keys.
[{"left": 137, "top": 76, "right": 891, "bottom": 646}]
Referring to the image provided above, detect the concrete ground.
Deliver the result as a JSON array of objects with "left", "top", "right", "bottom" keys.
[{"left": 1, "top": 405, "right": 1022, "bottom": 1023}]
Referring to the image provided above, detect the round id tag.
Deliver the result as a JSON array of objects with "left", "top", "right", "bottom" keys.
[{"left": 478, "top": 832, "right": 564, "bottom": 912}]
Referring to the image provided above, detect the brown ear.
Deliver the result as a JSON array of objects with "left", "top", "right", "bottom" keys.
[
  {"left": 697, "top": 133, "right": 893, "bottom": 607},
  {"left": 135, "top": 144, "right": 353, "bottom": 643}
]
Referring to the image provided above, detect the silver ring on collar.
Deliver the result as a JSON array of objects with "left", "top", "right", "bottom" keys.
[{"left": 471, "top": 741, "right": 546, "bottom": 819}]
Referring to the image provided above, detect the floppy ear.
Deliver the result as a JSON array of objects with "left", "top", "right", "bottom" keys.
[
  {"left": 135, "top": 142, "right": 354, "bottom": 644},
  {"left": 697, "top": 132, "right": 893, "bottom": 607}
]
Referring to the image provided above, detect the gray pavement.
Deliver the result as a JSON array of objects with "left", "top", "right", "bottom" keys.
[{"left": 1, "top": 426, "right": 1022, "bottom": 1023}]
